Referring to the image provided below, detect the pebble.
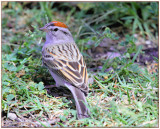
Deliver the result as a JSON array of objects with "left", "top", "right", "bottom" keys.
[{"left": 8, "top": 113, "right": 17, "bottom": 121}]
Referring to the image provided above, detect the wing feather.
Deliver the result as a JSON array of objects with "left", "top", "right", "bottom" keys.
[{"left": 42, "top": 43, "right": 88, "bottom": 93}]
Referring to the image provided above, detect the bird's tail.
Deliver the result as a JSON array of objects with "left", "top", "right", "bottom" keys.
[{"left": 67, "top": 85, "right": 90, "bottom": 119}]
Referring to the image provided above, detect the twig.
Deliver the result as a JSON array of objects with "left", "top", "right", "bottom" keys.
[{"left": 24, "top": 106, "right": 36, "bottom": 119}]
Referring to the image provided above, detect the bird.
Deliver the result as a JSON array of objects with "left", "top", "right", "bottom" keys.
[{"left": 40, "top": 21, "right": 90, "bottom": 119}]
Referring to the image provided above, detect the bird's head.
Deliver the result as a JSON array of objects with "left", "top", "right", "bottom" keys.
[{"left": 40, "top": 21, "right": 73, "bottom": 43}]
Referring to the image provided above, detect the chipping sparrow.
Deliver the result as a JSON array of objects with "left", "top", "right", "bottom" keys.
[{"left": 40, "top": 21, "right": 90, "bottom": 119}]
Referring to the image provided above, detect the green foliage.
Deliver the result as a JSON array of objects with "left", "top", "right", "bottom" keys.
[
  {"left": 74, "top": 2, "right": 158, "bottom": 40},
  {"left": 122, "top": 2, "right": 158, "bottom": 38},
  {"left": 93, "top": 31, "right": 158, "bottom": 127}
]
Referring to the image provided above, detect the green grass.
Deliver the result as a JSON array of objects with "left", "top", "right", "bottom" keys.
[{"left": 2, "top": 2, "right": 158, "bottom": 127}]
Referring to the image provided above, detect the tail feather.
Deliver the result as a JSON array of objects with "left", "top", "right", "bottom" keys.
[{"left": 66, "top": 84, "right": 90, "bottom": 119}]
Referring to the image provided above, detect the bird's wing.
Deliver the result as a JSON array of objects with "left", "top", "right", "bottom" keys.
[{"left": 42, "top": 43, "right": 88, "bottom": 93}]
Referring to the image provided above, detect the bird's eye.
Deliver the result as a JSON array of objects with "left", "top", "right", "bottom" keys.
[{"left": 53, "top": 28, "right": 58, "bottom": 31}]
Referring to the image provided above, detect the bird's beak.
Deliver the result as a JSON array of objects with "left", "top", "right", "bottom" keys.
[{"left": 39, "top": 26, "right": 48, "bottom": 32}]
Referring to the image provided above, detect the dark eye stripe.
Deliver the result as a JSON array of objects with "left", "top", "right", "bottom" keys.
[
  {"left": 61, "top": 30, "right": 68, "bottom": 35},
  {"left": 63, "top": 31, "right": 68, "bottom": 35},
  {"left": 47, "top": 23, "right": 54, "bottom": 27}
]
